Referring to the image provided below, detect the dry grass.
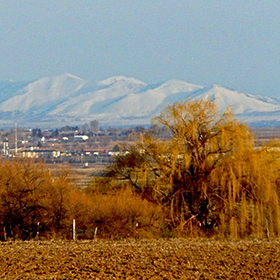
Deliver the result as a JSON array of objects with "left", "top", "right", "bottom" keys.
[{"left": 0, "top": 238, "right": 279, "bottom": 279}]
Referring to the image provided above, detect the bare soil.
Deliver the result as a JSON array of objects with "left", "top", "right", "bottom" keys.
[{"left": 0, "top": 239, "right": 279, "bottom": 279}]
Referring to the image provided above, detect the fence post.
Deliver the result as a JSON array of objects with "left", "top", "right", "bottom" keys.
[
  {"left": 266, "top": 219, "right": 269, "bottom": 239},
  {"left": 36, "top": 222, "right": 40, "bottom": 238},
  {"left": 73, "top": 219, "right": 76, "bottom": 241},
  {"left": 3, "top": 226, "right": 6, "bottom": 241},
  {"left": 94, "top": 227, "right": 98, "bottom": 239}
]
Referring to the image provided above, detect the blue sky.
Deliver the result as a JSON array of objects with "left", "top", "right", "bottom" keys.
[{"left": 1, "top": 1, "right": 279, "bottom": 97}]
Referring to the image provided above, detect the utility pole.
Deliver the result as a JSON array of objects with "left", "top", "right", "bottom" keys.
[{"left": 15, "top": 122, "right": 18, "bottom": 156}]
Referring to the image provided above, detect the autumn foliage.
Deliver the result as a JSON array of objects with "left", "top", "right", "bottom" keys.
[
  {"left": 0, "top": 99, "right": 280, "bottom": 240},
  {"left": 0, "top": 160, "right": 162, "bottom": 240},
  {"left": 107, "top": 99, "right": 280, "bottom": 238}
]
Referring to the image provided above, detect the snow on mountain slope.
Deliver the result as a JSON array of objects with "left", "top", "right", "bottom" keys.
[
  {"left": 0, "top": 73, "right": 280, "bottom": 128},
  {"left": 0, "top": 73, "right": 86, "bottom": 113},
  {"left": 97, "top": 75, "right": 146, "bottom": 88},
  {"left": 0, "top": 80, "right": 30, "bottom": 103},
  {"left": 97, "top": 80, "right": 203, "bottom": 117},
  {"left": 190, "top": 85, "right": 280, "bottom": 114},
  {"left": 49, "top": 76, "right": 147, "bottom": 116},
  {"left": 48, "top": 79, "right": 202, "bottom": 120}
]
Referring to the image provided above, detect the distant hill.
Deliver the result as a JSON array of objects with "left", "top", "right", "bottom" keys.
[{"left": 0, "top": 73, "right": 280, "bottom": 128}]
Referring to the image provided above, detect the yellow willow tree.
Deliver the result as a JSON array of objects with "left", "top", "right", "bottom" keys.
[
  {"left": 212, "top": 140, "right": 280, "bottom": 238},
  {"left": 107, "top": 99, "right": 280, "bottom": 237}
]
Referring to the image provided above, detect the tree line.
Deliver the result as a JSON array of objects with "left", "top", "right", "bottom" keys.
[
  {"left": 0, "top": 99, "right": 280, "bottom": 239},
  {"left": 0, "top": 160, "right": 163, "bottom": 240}
]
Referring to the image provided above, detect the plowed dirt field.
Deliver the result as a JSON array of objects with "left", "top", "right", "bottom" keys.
[{"left": 0, "top": 239, "right": 279, "bottom": 279}]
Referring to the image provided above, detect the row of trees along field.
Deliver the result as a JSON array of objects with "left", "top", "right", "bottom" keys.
[
  {"left": 0, "top": 160, "right": 164, "bottom": 240},
  {"left": 0, "top": 99, "right": 280, "bottom": 240}
]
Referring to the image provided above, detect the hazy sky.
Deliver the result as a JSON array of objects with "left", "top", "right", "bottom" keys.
[{"left": 1, "top": 1, "right": 280, "bottom": 97}]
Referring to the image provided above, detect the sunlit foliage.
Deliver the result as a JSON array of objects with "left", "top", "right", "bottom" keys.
[
  {"left": 0, "top": 160, "right": 74, "bottom": 239},
  {"left": 0, "top": 99, "right": 279, "bottom": 240},
  {"left": 0, "top": 159, "right": 163, "bottom": 240},
  {"left": 107, "top": 99, "right": 280, "bottom": 237}
]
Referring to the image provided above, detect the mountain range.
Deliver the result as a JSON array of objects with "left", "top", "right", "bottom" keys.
[{"left": 0, "top": 73, "right": 280, "bottom": 128}]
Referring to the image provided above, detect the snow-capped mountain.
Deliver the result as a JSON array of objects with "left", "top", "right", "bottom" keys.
[
  {"left": 0, "top": 73, "right": 86, "bottom": 113},
  {"left": 0, "top": 74, "right": 279, "bottom": 128}
]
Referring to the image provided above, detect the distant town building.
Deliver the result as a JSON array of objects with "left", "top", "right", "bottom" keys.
[{"left": 74, "top": 135, "right": 89, "bottom": 141}]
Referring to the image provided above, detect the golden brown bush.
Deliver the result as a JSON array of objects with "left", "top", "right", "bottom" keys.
[
  {"left": 0, "top": 159, "right": 50, "bottom": 239},
  {"left": 77, "top": 187, "right": 164, "bottom": 239},
  {"left": 0, "top": 160, "right": 164, "bottom": 240}
]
